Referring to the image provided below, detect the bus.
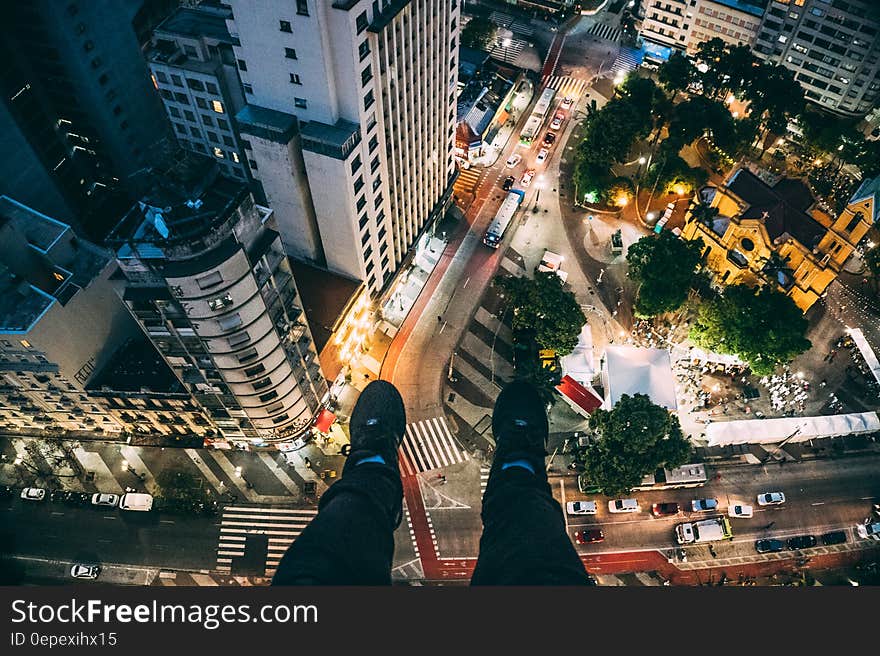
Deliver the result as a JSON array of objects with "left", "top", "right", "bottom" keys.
[
  {"left": 519, "top": 87, "right": 556, "bottom": 145},
  {"left": 631, "top": 463, "right": 708, "bottom": 491},
  {"left": 483, "top": 189, "right": 525, "bottom": 248}
]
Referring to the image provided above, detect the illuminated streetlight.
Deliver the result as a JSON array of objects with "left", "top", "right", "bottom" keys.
[
  {"left": 121, "top": 459, "right": 129, "bottom": 471},
  {"left": 647, "top": 212, "right": 657, "bottom": 221},
  {"left": 638, "top": 156, "right": 646, "bottom": 165},
  {"left": 615, "top": 193, "right": 629, "bottom": 207},
  {"left": 674, "top": 184, "right": 686, "bottom": 196}
]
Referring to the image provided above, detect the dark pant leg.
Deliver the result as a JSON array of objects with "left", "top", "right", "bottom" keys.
[
  {"left": 272, "top": 456, "right": 402, "bottom": 586},
  {"left": 471, "top": 461, "right": 592, "bottom": 585}
]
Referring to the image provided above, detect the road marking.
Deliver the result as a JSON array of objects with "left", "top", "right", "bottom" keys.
[
  {"left": 50, "top": 511, "right": 65, "bottom": 516},
  {"left": 860, "top": 496, "right": 875, "bottom": 500},
  {"left": 102, "top": 516, "right": 116, "bottom": 520},
  {"left": 160, "top": 519, "right": 175, "bottom": 524},
  {"left": 463, "top": 276, "right": 470, "bottom": 289},
  {"left": 811, "top": 502, "right": 825, "bottom": 506}
]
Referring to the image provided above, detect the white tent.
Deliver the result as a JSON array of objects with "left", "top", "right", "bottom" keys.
[
  {"left": 601, "top": 346, "right": 677, "bottom": 411},
  {"left": 849, "top": 328, "right": 880, "bottom": 386},
  {"left": 705, "top": 411, "right": 880, "bottom": 447},
  {"left": 560, "top": 323, "right": 594, "bottom": 387},
  {"left": 672, "top": 344, "right": 746, "bottom": 367}
]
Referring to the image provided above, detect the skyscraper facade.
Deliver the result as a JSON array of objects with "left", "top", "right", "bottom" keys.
[{"left": 225, "top": 0, "right": 459, "bottom": 294}]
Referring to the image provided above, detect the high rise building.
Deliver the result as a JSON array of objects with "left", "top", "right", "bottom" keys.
[
  {"left": 753, "top": 0, "right": 880, "bottom": 116},
  {"left": 225, "top": 0, "right": 459, "bottom": 294},
  {"left": 147, "top": 3, "right": 255, "bottom": 184},
  {"left": 638, "top": 0, "right": 765, "bottom": 56},
  {"left": 0, "top": 1, "right": 174, "bottom": 206},
  {"left": 108, "top": 153, "right": 327, "bottom": 443}
]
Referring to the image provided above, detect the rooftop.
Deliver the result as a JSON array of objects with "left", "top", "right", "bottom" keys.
[
  {"left": 0, "top": 196, "right": 68, "bottom": 253},
  {"left": 154, "top": 5, "right": 235, "bottom": 43},
  {"left": 725, "top": 169, "right": 826, "bottom": 250},
  {"left": 236, "top": 104, "right": 299, "bottom": 145},
  {"left": 0, "top": 265, "right": 54, "bottom": 334},
  {"left": 87, "top": 337, "right": 185, "bottom": 394},
  {"left": 709, "top": 0, "right": 766, "bottom": 18},
  {"left": 300, "top": 119, "right": 361, "bottom": 160},
  {"left": 849, "top": 175, "right": 880, "bottom": 224}
]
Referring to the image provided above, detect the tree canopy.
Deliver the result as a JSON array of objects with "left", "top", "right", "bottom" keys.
[
  {"left": 657, "top": 51, "right": 694, "bottom": 99},
  {"left": 626, "top": 231, "right": 704, "bottom": 317},
  {"left": 461, "top": 16, "right": 497, "bottom": 50},
  {"left": 494, "top": 272, "right": 586, "bottom": 354},
  {"left": 689, "top": 283, "right": 812, "bottom": 375},
  {"left": 865, "top": 247, "right": 880, "bottom": 280},
  {"left": 581, "top": 393, "right": 692, "bottom": 496}
]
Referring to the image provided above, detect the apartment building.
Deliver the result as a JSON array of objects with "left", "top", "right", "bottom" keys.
[
  {"left": 108, "top": 154, "right": 327, "bottom": 443},
  {"left": 147, "top": 3, "right": 254, "bottom": 183},
  {"left": 225, "top": 0, "right": 459, "bottom": 294},
  {"left": 753, "top": 0, "right": 879, "bottom": 116},
  {"left": 639, "top": 0, "right": 764, "bottom": 55}
]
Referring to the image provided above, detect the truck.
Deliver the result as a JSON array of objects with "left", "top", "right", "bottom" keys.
[
  {"left": 119, "top": 492, "right": 154, "bottom": 512},
  {"left": 675, "top": 516, "right": 733, "bottom": 544},
  {"left": 536, "top": 250, "right": 568, "bottom": 283}
]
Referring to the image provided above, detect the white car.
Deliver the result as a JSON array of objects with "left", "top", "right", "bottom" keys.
[
  {"left": 757, "top": 492, "right": 786, "bottom": 506},
  {"left": 521, "top": 168, "right": 535, "bottom": 187},
  {"left": 566, "top": 500, "right": 598, "bottom": 515},
  {"left": 70, "top": 564, "right": 101, "bottom": 580},
  {"left": 856, "top": 522, "right": 880, "bottom": 540},
  {"left": 505, "top": 153, "right": 522, "bottom": 168},
  {"left": 561, "top": 96, "right": 574, "bottom": 108},
  {"left": 91, "top": 493, "right": 119, "bottom": 508},
  {"left": 20, "top": 487, "right": 46, "bottom": 502},
  {"left": 608, "top": 498, "right": 640, "bottom": 513},
  {"left": 728, "top": 503, "right": 754, "bottom": 518},
  {"left": 550, "top": 112, "right": 565, "bottom": 131},
  {"left": 536, "top": 148, "right": 549, "bottom": 164}
]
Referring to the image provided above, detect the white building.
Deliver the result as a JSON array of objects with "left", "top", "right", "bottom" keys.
[
  {"left": 148, "top": 4, "right": 252, "bottom": 182},
  {"left": 225, "top": 0, "right": 459, "bottom": 294},
  {"left": 639, "top": 0, "right": 764, "bottom": 55}
]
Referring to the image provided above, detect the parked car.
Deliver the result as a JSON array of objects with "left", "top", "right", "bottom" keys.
[
  {"left": 856, "top": 521, "right": 880, "bottom": 540},
  {"left": 561, "top": 96, "right": 574, "bottom": 108},
  {"left": 787, "top": 535, "right": 817, "bottom": 550},
  {"left": 536, "top": 148, "right": 549, "bottom": 164},
  {"left": 505, "top": 153, "right": 522, "bottom": 168},
  {"left": 542, "top": 132, "right": 556, "bottom": 147},
  {"left": 608, "top": 498, "right": 640, "bottom": 513},
  {"left": 91, "top": 493, "right": 119, "bottom": 508},
  {"left": 691, "top": 498, "right": 718, "bottom": 512},
  {"left": 566, "top": 500, "right": 598, "bottom": 515},
  {"left": 502, "top": 175, "right": 515, "bottom": 191},
  {"left": 20, "top": 487, "right": 46, "bottom": 502},
  {"left": 757, "top": 491, "right": 786, "bottom": 506},
  {"left": 755, "top": 538, "right": 785, "bottom": 554},
  {"left": 550, "top": 111, "right": 565, "bottom": 131},
  {"left": 728, "top": 503, "right": 754, "bottom": 518},
  {"left": 651, "top": 502, "right": 680, "bottom": 517},
  {"left": 70, "top": 564, "right": 101, "bottom": 580},
  {"left": 820, "top": 530, "right": 847, "bottom": 546},
  {"left": 521, "top": 168, "right": 535, "bottom": 187},
  {"left": 574, "top": 529, "right": 605, "bottom": 544}
]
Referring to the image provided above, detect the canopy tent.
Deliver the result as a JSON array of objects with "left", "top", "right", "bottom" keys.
[
  {"left": 849, "top": 328, "right": 880, "bottom": 386},
  {"left": 672, "top": 344, "right": 746, "bottom": 367},
  {"left": 555, "top": 375, "right": 604, "bottom": 419},
  {"left": 601, "top": 346, "right": 677, "bottom": 411},
  {"left": 705, "top": 411, "right": 880, "bottom": 447},
  {"left": 560, "top": 323, "right": 594, "bottom": 386}
]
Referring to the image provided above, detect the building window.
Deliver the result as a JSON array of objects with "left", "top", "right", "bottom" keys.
[
  {"left": 351, "top": 154, "right": 362, "bottom": 174},
  {"left": 243, "top": 363, "right": 266, "bottom": 378},
  {"left": 207, "top": 131, "right": 218, "bottom": 142},
  {"left": 370, "top": 155, "right": 380, "bottom": 173},
  {"left": 356, "top": 195, "right": 367, "bottom": 212},
  {"left": 271, "top": 413, "right": 289, "bottom": 424},
  {"left": 285, "top": 47, "right": 298, "bottom": 59},
  {"left": 206, "top": 82, "right": 218, "bottom": 94},
  {"left": 186, "top": 78, "right": 205, "bottom": 91},
  {"left": 184, "top": 109, "right": 195, "bottom": 121},
  {"left": 208, "top": 293, "right": 233, "bottom": 311},
  {"left": 217, "top": 313, "right": 242, "bottom": 331},
  {"left": 237, "top": 59, "right": 248, "bottom": 71},
  {"left": 20, "top": 340, "right": 32, "bottom": 348},
  {"left": 372, "top": 177, "right": 381, "bottom": 192},
  {"left": 175, "top": 122, "right": 186, "bottom": 134},
  {"left": 223, "top": 135, "right": 235, "bottom": 146},
  {"left": 212, "top": 147, "right": 225, "bottom": 159},
  {"left": 226, "top": 332, "right": 250, "bottom": 347},
  {"left": 358, "top": 214, "right": 369, "bottom": 230},
  {"left": 845, "top": 212, "right": 863, "bottom": 233},
  {"left": 354, "top": 176, "right": 364, "bottom": 193},
  {"left": 361, "top": 65, "right": 372, "bottom": 86},
  {"left": 202, "top": 114, "right": 213, "bottom": 126},
  {"left": 356, "top": 11, "right": 368, "bottom": 34},
  {"left": 294, "top": 97, "right": 307, "bottom": 109},
  {"left": 243, "top": 83, "right": 254, "bottom": 95},
  {"left": 368, "top": 135, "right": 378, "bottom": 153},
  {"left": 171, "top": 74, "right": 183, "bottom": 87},
  {"left": 289, "top": 72, "right": 302, "bottom": 85},
  {"left": 168, "top": 106, "right": 180, "bottom": 118},
  {"left": 358, "top": 40, "right": 370, "bottom": 62},
  {"left": 217, "top": 118, "right": 229, "bottom": 130},
  {"left": 189, "top": 126, "right": 200, "bottom": 138},
  {"left": 279, "top": 20, "right": 292, "bottom": 33},
  {"left": 253, "top": 377, "right": 273, "bottom": 391},
  {"left": 297, "top": 0, "right": 309, "bottom": 16},
  {"left": 212, "top": 100, "right": 224, "bottom": 113},
  {"left": 249, "top": 159, "right": 258, "bottom": 170},
  {"left": 237, "top": 348, "right": 259, "bottom": 364},
  {"left": 259, "top": 388, "right": 279, "bottom": 401},
  {"left": 196, "top": 96, "right": 209, "bottom": 109},
  {"left": 232, "top": 151, "right": 240, "bottom": 163},
  {"left": 364, "top": 89, "right": 374, "bottom": 110}
]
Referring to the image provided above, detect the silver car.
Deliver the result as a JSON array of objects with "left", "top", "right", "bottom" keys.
[{"left": 91, "top": 493, "right": 120, "bottom": 508}]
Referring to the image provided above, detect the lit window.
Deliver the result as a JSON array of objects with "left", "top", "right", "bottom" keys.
[
  {"left": 231, "top": 151, "right": 240, "bottom": 163},
  {"left": 213, "top": 147, "right": 225, "bottom": 159},
  {"left": 208, "top": 293, "right": 233, "bottom": 311},
  {"left": 20, "top": 340, "right": 31, "bottom": 348},
  {"left": 211, "top": 100, "right": 224, "bottom": 113}
]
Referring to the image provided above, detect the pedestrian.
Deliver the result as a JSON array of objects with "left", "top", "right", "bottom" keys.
[{"left": 438, "top": 315, "right": 443, "bottom": 324}]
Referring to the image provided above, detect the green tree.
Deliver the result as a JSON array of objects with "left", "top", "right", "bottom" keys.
[
  {"left": 461, "top": 16, "right": 497, "bottom": 50},
  {"left": 690, "top": 199, "right": 719, "bottom": 229},
  {"left": 581, "top": 394, "right": 692, "bottom": 496},
  {"left": 626, "top": 231, "right": 704, "bottom": 316},
  {"left": 689, "top": 284, "right": 811, "bottom": 375},
  {"left": 865, "top": 247, "right": 880, "bottom": 279},
  {"left": 657, "top": 51, "right": 694, "bottom": 100},
  {"left": 494, "top": 272, "right": 586, "bottom": 353}
]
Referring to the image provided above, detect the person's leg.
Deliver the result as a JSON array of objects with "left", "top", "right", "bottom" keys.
[
  {"left": 471, "top": 381, "right": 593, "bottom": 585},
  {"left": 272, "top": 381, "right": 406, "bottom": 585}
]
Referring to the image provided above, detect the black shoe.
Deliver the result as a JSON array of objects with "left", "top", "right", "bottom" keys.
[
  {"left": 492, "top": 380, "right": 548, "bottom": 465},
  {"left": 348, "top": 380, "right": 406, "bottom": 468}
]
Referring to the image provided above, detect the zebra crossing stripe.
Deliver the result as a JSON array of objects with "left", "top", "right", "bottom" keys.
[
  {"left": 589, "top": 23, "right": 622, "bottom": 42},
  {"left": 215, "top": 506, "right": 316, "bottom": 573},
  {"left": 399, "top": 417, "right": 469, "bottom": 476}
]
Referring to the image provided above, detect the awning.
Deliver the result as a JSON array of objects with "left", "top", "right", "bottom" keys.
[
  {"left": 314, "top": 408, "right": 336, "bottom": 433},
  {"left": 556, "top": 375, "right": 604, "bottom": 418}
]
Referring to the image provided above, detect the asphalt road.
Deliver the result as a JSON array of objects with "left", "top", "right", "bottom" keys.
[
  {"left": 0, "top": 496, "right": 219, "bottom": 574},
  {"left": 558, "top": 455, "right": 880, "bottom": 555}
]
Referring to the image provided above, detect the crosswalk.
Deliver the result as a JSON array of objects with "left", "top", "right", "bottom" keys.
[
  {"left": 453, "top": 165, "right": 482, "bottom": 197},
  {"left": 610, "top": 47, "right": 643, "bottom": 78},
  {"left": 399, "top": 417, "right": 469, "bottom": 476},
  {"left": 215, "top": 505, "right": 317, "bottom": 577},
  {"left": 593, "top": 572, "right": 669, "bottom": 586},
  {"left": 489, "top": 37, "right": 527, "bottom": 65},
  {"left": 488, "top": 11, "right": 535, "bottom": 37},
  {"left": 589, "top": 22, "right": 622, "bottom": 43},
  {"left": 480, "top": 464, "right": 490, "bottom": 499},
  {"left": 543, "top": 75, "right": 591, "bottom": 102}
]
